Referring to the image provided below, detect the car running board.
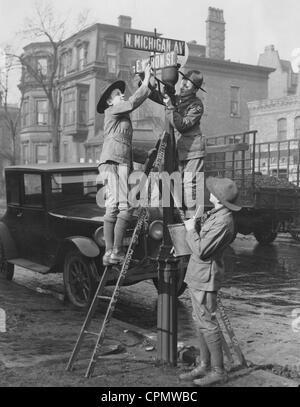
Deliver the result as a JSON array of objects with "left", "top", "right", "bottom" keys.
[{"left": 7, "top": 258, "right": 50, "bottom": 274}]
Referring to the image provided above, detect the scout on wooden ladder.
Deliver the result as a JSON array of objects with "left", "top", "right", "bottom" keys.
[{"left": 66, "top": 134, "right": 168, "bottom": 378}]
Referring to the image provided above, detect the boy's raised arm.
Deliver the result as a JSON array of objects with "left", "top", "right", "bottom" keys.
[{"left": 110, "top": 64, "right": 152, "bottom": 115}]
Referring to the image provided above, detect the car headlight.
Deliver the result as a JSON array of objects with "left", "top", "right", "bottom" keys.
[
  {"left": 93, "top": 226, "right": 105, "bottom": 247},
  {"left": 149, "top": 220, "right": 163, "bottom": 240}
]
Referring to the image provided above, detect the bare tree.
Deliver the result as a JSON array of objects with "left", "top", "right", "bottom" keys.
[
  {"left": 12, "top": 0, "right": 91, "bottom": 162},
  {"left": 0, "top": 48, "right": 23, "bottom": 166}
]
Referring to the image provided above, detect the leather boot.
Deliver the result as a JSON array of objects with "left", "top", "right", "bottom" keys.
[
  {"left": 103, "top": 219, "right": 115, "bottom": 252},
  {"left": 109, "top": 248, "right": 126, "bottom": 264},
  {"left": 109, "top": 217, "right": 128, "bottom": 264},
  {"left": 102, "top": 249, "right": 113, "bottom": 266},
  {"left": 179, "top": 362, "right": 210, "bottom": 381},
  {"left": 193, "top": 367, "right": 228, "bottom": 387}
]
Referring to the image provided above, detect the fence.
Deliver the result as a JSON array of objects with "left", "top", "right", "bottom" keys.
[{"left": 206, "top": 131, "right": 300, "bottom": 188}]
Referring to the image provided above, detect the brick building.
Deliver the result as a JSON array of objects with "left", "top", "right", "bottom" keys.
[
  {"left": 248, "top": 46, "right": 300, "bottom": 182},
  {"left": 19, "top": 8, "right": 273, "bottom": 165}
]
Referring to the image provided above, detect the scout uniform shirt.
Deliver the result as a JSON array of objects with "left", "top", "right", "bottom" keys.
[
  {"left": 99, "top": 83, "right": 151, "bottom": 166},
  {"left": 185, "top": 206, "right": 235, "bottom": 292},
  {"left": 148, "top": 89, "right": 206, "bottom": 161},
  {"left": 166, "top": 93, "right": 206, "bottom": 161}
]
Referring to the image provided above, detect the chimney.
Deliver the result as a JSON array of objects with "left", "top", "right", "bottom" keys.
[
  {"left": 206, "top": 7, "right": 225, "bottom": 60},
  {"left": 258, "top": 45, "right": 279, "bottom": 68},
  {"left": 118, "top": 15, "right": 132, "bottom": 29}
]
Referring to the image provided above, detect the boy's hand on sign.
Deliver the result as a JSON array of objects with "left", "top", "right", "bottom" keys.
[
  {"left": 149, "top": 75, "right": 157, "bottom": 88},
  {"left": 184, "top": 218, "right": 196, "bottom": 231},
  {"left": 144, "top": 63, "right": 151, "bottom": 82}
]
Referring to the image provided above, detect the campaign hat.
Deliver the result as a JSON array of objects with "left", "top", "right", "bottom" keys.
[
  {"left": 206, "top": 177, "right": 241, "bottom": 211},
  {"left": 179, "top": 70, "right": 207, "bottom": 93},
  {"left": 97, "top": 80, "right": 126, "bottom": 113}
]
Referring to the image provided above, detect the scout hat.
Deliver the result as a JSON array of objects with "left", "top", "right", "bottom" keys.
[
  {"left": 179, "top": 70, "right": 207, "bottom": 93},
  {"left": 97, "top": 80, "right": 126, "bottom": 113},
  {"left": 206, "top": 177, "right": 241, "bottom": 211}
]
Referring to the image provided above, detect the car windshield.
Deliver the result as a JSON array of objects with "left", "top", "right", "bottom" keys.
[{"left": 50, "top": 170, "right": 98, "bottom": 207}]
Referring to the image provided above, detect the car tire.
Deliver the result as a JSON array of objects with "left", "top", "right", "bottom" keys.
[
  {"left": 63, "top": 250, "right": 98, "bottom": 308},
  {"left": 152, "top": 257, "right": 187, "bottom": 297},
  {"left": 0, "top": 240, "right": 14, "bottom": 281},
  {"left": 253, "top": 228, "right": 277, "bottom": 245}
]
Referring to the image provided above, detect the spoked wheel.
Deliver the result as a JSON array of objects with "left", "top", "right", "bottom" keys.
[
  {"left": 0, "top": 240, "right": 14, "bottom": 281},
  {"left": 289, "top": 229, "right": 300, "bottom": 242},
  {"left": 63, "top": 250, "right": 97, "bottom": 308},
  {"left": 152, "top": 256, "right": 188, "bottom": 297}
]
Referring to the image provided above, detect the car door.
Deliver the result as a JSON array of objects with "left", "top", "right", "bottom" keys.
[
  {"left": 4, "top": 171, "right": 24, "bottom": 255},
  {"left": 18, "top": 172, "right": 49, "bottom": 265}
]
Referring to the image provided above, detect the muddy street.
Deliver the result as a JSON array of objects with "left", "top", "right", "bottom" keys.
[{"left": 1, "top": 233, "right": 300, "bottom": 387}]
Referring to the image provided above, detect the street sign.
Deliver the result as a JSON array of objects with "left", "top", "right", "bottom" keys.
[
  {"left": 124, "top": 32, "right": 185, "bottom": 56},
  {"left": 135, "top": 51, "right": 177, "bottom": 74}
]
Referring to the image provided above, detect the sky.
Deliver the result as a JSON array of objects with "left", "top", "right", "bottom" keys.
[{"left": 1, "top": 0, "right": 300, "bottom": 101}]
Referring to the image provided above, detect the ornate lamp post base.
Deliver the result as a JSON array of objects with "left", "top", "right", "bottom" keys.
[{"left": 157, "top": 244, "right": 179, "bottom": 366}]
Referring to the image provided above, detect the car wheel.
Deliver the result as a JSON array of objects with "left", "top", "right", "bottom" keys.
[
  {"left": 63, "top": 250, "right": 97, "bottom": 308},
  {"left": 0, "top": 240, "right": 14, "bottom": 281},
  {"left": 152, "top": 257, "right": 187, "bottom": 297},
  {"left": 253, "top": 228, "right": 277, "bottom": 245}
]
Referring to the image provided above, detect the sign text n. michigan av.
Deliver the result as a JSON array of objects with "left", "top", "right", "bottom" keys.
[{"left": 124, "top": 32, "right": 185, "bottom": 56}]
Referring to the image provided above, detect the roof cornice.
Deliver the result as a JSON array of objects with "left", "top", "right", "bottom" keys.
[{"left": 187, "top": 56, "right": 275, "bottom": 76}]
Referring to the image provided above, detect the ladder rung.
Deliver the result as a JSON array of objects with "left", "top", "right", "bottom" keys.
[
  {"left": 84, "top": 330, "right": 100, "bottom": 337},
  {"left": 97, "top": 295, "right": 112, "bottom": 300}
]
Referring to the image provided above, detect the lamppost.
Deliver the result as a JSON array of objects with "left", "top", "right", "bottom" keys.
[{"left": 157, "top": 66, "right": 180, "bottom": 366}]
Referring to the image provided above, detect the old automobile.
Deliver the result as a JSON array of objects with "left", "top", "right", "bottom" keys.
[{"left": 0, "top": 163, "right": 187, "bottom": 308}]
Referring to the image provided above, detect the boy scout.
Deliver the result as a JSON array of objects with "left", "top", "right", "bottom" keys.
[
  {"left": 150, "top": 70, "right": 206, "bottom": 218},
  {"left": 97, "top": 63, "right": 152, "bottom": 266},
  {"left": 180, "top": 176, "right": 241, "bottom": 386}
]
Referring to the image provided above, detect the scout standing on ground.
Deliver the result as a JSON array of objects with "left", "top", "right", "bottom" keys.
[
  {"left": 180, "top": 177, "right": 241, "bottom": 386},
  {"left": 163, "top": 70, "right": 206, "bottom": 218},
  {"left": 97, "top": 63, "right": 152, "bottom": 266}
]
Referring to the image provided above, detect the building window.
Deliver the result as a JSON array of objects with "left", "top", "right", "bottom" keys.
[
  {"left": 63, "top": 142, "right": 69, "bottom": 163},
  {"left": 22, "top": 99, "right": 29, "bottom": 127},
  {"left": 277, "top": 118, "right": 287, "bottom": 141},
  {"left": 35, "top": 144, "right": 49, "bottom": 164},
  {"left": 22, "top": 143, "right": 29, "bottom": 164},
  {"left": 295, "top": 116, "right": 300, "bottom": 138},
  {"left": 85, "top": 145, "right": 101, "bottom": 163},
  {"left": 79, "top": 88, "right": 89, "bottom": 124},
  {"left": 77, "top": 45, "right": 87, "bottom": 71},
  {"left": 61, "top": 50, "right": 72, "bottom": 77},
  {"left": 63, "top": 91, "right": 76, "bottom": 125},
  {"left": 107, "top": 43, "right": 118, "bottom": 74},
  {"left": 230, "top": 86, "right": 240, "bottom": 117},
  {"left": 37, "top": 57, "right": 47, "bottom": 76},
  {"left": 36, "top": 99, "right": 48, "bottom": 125}
]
